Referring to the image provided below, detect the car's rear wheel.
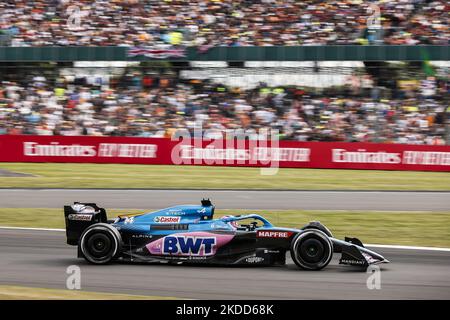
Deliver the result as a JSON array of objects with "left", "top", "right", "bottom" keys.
[
  {"left": 290, "top": 229, "right": 333, "bottom": 270},
  {"left": 79, "top": 223, "right": 122, "bottom": 264}
]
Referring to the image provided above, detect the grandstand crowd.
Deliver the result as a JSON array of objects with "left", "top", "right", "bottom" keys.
[
  {"left": 0, "top": 0, "right": 448, "bottom": 46},
  {"left": 0, "top": 71, "right": 448, "bottom": 145},
  {"left": 0, "top": 0, "right": 448, "bottom": 145}
]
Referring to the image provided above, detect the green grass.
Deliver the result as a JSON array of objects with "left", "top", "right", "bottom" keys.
[
  {"left": 1, "top": 208, "right": 449, "bottom": 248},
  {"left": 0, "top": 163, "right": 449, "bottom": 190},
  {"left": 0, "top": 285, "right": 182, "bottom": 300}
]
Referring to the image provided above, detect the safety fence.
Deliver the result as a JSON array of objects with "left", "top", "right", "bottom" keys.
[{"left": 0, "top": 135, "right": 449, "bottom": 172}]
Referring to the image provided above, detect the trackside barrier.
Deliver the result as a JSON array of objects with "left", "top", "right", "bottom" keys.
[{"left": 0, "top": 135, "right": 449, "bottom": 172}]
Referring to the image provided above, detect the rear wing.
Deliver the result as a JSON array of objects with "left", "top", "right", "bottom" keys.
[{"left": 63, "top": 202, "right": 108, "bottom": 245}]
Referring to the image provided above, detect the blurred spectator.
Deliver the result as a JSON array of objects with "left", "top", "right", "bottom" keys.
[
  {"left": 0, "top": 0, "right": 448, "bottom": 47},
  {"left": 0, "top": 70, "right": 447, "bottom": 145}
]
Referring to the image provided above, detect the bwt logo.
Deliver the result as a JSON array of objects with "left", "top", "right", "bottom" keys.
[{"left": 163, "top": 236, "right": 216, "bottom": 256}]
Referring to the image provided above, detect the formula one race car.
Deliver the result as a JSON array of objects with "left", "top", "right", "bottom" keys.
[{"left": 63, "top": 199, "right": 389, "bottom": 270}]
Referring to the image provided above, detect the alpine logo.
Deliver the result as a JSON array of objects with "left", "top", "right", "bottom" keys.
[
  {"left": 154, "top": 216, "right": 181, "bottom": 223},
  {"left": 197, "top": 208, "right": 206, "bottom": 214},
  {"left": 257, "top": 231, "right": 293, "bottom": 238},
  {"left": 163, "top": 236, "right": 216, "bottom": 256}
]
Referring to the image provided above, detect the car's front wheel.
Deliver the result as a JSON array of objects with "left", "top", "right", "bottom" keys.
[
  {"left": 290, "top": 229, "right": 333, "bottom": 270},
  {"left": 79, "top": 223, "right": 122, "bottom": 264}
]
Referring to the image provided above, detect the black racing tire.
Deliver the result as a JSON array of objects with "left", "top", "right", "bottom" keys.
[
  {"left": 290, "top": 229, "right": 333, "bottom": 270},
  {"left": 79, "top": 223, "right": 122, "bottom": 264}
]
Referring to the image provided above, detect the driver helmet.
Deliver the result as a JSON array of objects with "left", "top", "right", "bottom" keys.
[{"left": 220, "top": 215, "right": 239, "bottom": 229}]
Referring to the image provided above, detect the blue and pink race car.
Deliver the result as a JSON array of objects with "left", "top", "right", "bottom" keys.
[{"left": 64, "top": 199, "right": 389, "bottom": 270}]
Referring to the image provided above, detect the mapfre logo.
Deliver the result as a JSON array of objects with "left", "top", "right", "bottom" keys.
[
  {"left": 154, "top": 216, "right": 181, "bottom": 223},
  {"left": 257, "top": 231, "right": 293, "bottom": 238}
]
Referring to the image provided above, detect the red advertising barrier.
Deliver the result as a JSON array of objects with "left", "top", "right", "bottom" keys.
[{"left": 0, "top": 135, "right": 449, "bottom": 171}]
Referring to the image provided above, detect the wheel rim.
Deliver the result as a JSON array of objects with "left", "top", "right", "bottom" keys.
[
  {"left": 300, "top": 238, "right": 324, "bottom": 263},
  {"left": 80, "top": 226, "right": 119, "bottom": 264},
  {"left": 87, "top": 233, "right": 112, "bottom": 258}
]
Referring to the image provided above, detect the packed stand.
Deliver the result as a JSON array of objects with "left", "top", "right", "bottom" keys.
[
  {"left": 0, "top": 71, "right": 447, "bottom": 145},
  {"left": 0, "top": 0, "right": 448, "bottom": 47}
]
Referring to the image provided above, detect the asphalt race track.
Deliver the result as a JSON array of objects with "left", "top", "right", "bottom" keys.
[
  {"left": 0, "top": 228, "right": 449, "bottom": 299},
  {"left": 1, "top": 189, "right": 449, "bottom": 299},
  {"left": 0, "top": 189, "right": 449, "bottom": 211}
]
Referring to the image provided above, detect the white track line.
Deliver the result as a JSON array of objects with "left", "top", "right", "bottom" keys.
[
  {"left": 1, "top": 225, "right": 450, "bottom": 252},
  {"left": 0, "top": 226, "right": 64, "bottom": 232},
  {"left": 365, "top": 243, "right": 450, "bottom": 252}
]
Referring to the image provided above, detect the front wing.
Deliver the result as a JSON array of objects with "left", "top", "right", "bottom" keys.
[{"left": 332, "top": 237, "right": 389, "bottom": 267}]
